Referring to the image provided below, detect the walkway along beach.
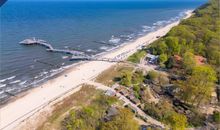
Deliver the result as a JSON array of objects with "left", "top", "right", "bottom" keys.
[{"left": 0, "top": 10, "right": 193, "bottom": 130}]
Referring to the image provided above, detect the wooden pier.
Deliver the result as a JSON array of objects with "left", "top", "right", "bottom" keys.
[
  {"left": 20, "top": 38, "right": 125, "bottom": 63},
  {"left": 20, "top": 38, "right": 85, "bottom": 56},
  {"left": 70, "top": 55, "right": 125, "bottom": 63}
]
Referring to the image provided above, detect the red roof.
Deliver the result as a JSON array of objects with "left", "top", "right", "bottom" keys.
[
  {"left": 174, "top": 55, "right": 182, "bottom": 61},
  {"left": 195, "top": 55, "right": 206, "bottom": 65}
]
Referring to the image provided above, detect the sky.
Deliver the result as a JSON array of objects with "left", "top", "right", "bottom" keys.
[{"left": 9, "top": 0, "right": 204, "bottom": 1}]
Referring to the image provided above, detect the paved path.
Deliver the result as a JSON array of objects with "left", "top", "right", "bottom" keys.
[{"left": 86, "top": 81, "right": 165, "bottom": 128}]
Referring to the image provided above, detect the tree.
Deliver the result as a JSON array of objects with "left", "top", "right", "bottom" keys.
[
  {"left": 100, "top": 108, "right": 139, "bottom": 130},
  {"left": 165, "top": 37, "right": 180, "bottom": 55},
  {"left": 193, "top": 42, "right": 205, "bottom": 55},
  {"left": 182, "top": 51, "right": 196, "bottom": 74},
  {"left": 178, "top": 65, "right": 217, "bottom": 106},
  {"left": 132, "top": 70, "right": 144, "bottom": 85},
  {"left": 128, "top": 50, "right": 146, "bottom": 63},
  {"left": 159, "top": 53, "right": 168, "bottom": 64},
  {"left": 157, "top": 41, "right": 168, "bottom": 54},
  {"left": 165, "top": 112, "right": 187, "bottom": 130},
  {"left": 120, "top": 70, "right": 132, "bottom": 87},
  {"left": 147, "top": 70, "right": 159, "bottom": 83},
  {"left": 168, "top": 25, "right": 196, "bottom": 42},
  {"left": 166, "top": 56, "right": 176, "bottom": 69},
  {"left": 158, "top": 73, "right": 169, "bottom": 86},
  {"left": 213, "top": 111, "right": 220, "bottom": 123}
]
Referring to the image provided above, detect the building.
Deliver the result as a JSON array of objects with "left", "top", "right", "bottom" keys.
[
  {"left": 145, "top": 53, "right": 158, "bottom": 64},
  {"left": 127, "top": 93, "right": 136, "bottom": 100},
  {"left": 131, "top": 98, "right": 141, "bottom": 105},
  {"left": 119, "top": 88, "right": 129, "bottom": 96},
  {"left": 104, "top": 106, "right": 119, "bottom": 121},
  {"left": 112, "top": 83, "right": 120, "bottom": 90},
  {"left": 105, "top": 89, "right": 116, "bottom": 97},
  {"left": 195, "top": 55, "right": 206, "bottom": 65}
]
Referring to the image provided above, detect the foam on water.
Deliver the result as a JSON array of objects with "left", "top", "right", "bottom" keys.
[
  {"left": 100, "top": 46, "right": 109, "bottom": 50},
  {"left": 0, "top": 79, "right": 7, "bottom": 83},
  {"left": 109, "top": 35, "right": 121, "bottom": 44},
  {"left": 6, "top": 76, "right": 16, "bottom": 80},
  {"left": 19, "top": 81, "right": 27, "bottom": 85},
  {"left": 0, "top": 84, "right": 6, "bottom": 88},
  {"left": 62, "top": 56, "right": 69, "bottom": 59},
  {"left": 86, "top": 49, "right": 96, "bottom": 52},
  {"left": 9, "top": 80, "right": 21, "bottom": 84}
]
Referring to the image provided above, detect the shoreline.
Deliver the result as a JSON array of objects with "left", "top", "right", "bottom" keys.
[{"left": 0, "top": 10, "right": 193, "bottom": 130}]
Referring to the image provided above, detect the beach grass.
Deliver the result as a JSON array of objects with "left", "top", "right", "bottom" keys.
[{"left": 37, "top": 85, "right": 100, "bottom": 130}]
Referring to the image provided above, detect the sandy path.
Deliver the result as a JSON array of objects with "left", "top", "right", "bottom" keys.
[{"left": 0, "top": 10, "right": 192, "bottom": 130}]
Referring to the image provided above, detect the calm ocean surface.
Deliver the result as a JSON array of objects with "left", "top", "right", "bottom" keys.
[{"left": 0, "top": 0, "right": 206, "bottom": 103}]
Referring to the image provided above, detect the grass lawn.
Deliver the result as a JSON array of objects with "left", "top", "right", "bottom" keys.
[{"left": 95, "top": 63, "right": 134, "bottom": 86}]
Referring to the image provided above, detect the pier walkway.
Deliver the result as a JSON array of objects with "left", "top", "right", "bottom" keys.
[
  {"left": 20, "top": 38, "right": 85, "bottom": 56},
  {"left": 20, "top": 38, "right": 128, "bottom": 63},
  {"left": 20, "top": 38, "right": 144, "bottom": 64}
]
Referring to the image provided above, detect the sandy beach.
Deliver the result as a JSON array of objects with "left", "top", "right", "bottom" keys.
[{"left": 0, "top": 10, "right": 193, "bottom": 130}]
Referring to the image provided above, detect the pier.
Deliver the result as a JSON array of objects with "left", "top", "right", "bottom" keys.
[
  {"left": 20, "top": 38, "right": 126, "bottom": 63},
  {"left": 70, "top": 55, "right": 125, "bottom": 63},
  {"left": 20, "top": 38, "right": 85, "bottom": 56}
]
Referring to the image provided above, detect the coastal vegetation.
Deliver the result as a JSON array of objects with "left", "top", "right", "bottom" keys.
[
  {"left": 62, "top": 94, "right": 117, "bottom": 130},
  {"left": 149, "top": 0, "right": 220, "bottom": 77},
  {"left": 147, "top": 0, "right": 219, "bottom": 107},
  {"left": 37, "top": 85, "right": 99, "bottom": 130},
  {"left": 111, "top": 0, "right": 220, "bottom": 129},
  {"left": 62, "top": 91, "right": 139, "bottom": 130},
  {"left": 128, "top": 50, "right": 146, "bottom": 63},
  {"left": 95, "top": 64, "right": 134, "bottom": 86},
  {"left": 38, "top": 85, "right": 139, "bottom": 130},
  {"left": 143, "top": 101, "right": 187, "bottom": 130}
]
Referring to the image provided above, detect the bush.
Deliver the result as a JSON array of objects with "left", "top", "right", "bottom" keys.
[
  {"left": 159, "top": 53, "right": 168, "bottom": 64},
  {"left": 128, "top": 50, "right": 146, "bottom": 63},
  {"left": 147, "top": 70, "right": 159, "bottom": 82},
  {"left": 213, "top": 111, "right": 220, "bottom": 123}
]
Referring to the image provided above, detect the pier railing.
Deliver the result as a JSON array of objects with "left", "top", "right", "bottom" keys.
[{"left": 20, "top": 38, "right": 85, "bottom": 56}]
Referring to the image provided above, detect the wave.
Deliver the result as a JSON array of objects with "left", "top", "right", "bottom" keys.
[
  {"left": 9, "top": 80, "right": 21, "bottom": 84},
  {"left": 0, "top": 79, "right": 7, "bottom": 83},
  {"left": 5, "top": 88, "right": 16, "bottom": 93},
  {"left": 0, "top": 84, "right": 6, "bottom": 88},
  {"left": 109, "top": 35, "right": 121, "bottom": 44},
  {"left": 62, "top": 56, "right": 69, "bottom": 59},
  {"left": 142, "top": 25, "right": 152, "bottom": 32},
  {"left": 0, "top": 94, "right": 7, "bottom": 100},
  {"left": 99, "top": 46, "right": 109, "bottom": 50},
  {"left": 19, "top": 81, "right": 27, "bottom": 85},
  {"left": 30, "top": 65, "right": 35, "bottom": 69},
  {"left": 7, "top": 76, "right": 16, "bottom": 80},
  {"left": 153, "top": 20, "right": 167, "bottom": 26},
  {"left": 141, "top": 10, "right": 190, "bottom": 35},
  {"left": 0, "top": 91, "right": 4, "bottom": 95},
  {"left": 86, "top": 49, "right": 96, "bottom": 52}
]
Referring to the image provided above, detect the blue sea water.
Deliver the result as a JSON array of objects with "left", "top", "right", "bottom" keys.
[{"left": 0, "top": 0, "right": 206, "bottom": 103}]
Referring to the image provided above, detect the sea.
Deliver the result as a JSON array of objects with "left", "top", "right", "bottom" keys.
[{"left": 0, "top": 0, "right": 206, "bottom": 104}]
